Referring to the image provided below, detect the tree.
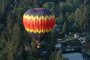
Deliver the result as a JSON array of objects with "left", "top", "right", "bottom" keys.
[
  {"left": 59, "top": 2, "right": 74, "bottom": 15},
  {"left": 42, "top": 2, "right": 55, "bottom": 13},
  {"left": 67, "top": 13, "right": 75, "bottom": 23},
  {"left": 54, "top": 50, "right": 62, "bottom": 60},
  {"left": 74, "top": 8, "right": 84, "bottom": 32},
  {"left": 0, "top": 0, "right": 5, "bottom": 16},
  {"left": 4, "top": 23, "right": 25, "bottom": 60},
  {"left": 56, "top": 16, "right": 64, "bottom": 25},
  {"left": 0, "top": 32, "right": 6, "bottom": 60},
  {"left": 70, "top": 0, "right": 84, "bottom": 8}
]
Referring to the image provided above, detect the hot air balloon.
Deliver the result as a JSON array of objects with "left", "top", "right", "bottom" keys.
[{"left": 23, "top": 8, "right": 55, "bottom": 48}]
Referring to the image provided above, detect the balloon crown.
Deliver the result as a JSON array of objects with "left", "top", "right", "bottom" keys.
[
  {"left": 34, "top": 8, "right": 44, "bottom": 10},
  {"left": 25, "top": 8, "right": 52, "bottom": 16}
]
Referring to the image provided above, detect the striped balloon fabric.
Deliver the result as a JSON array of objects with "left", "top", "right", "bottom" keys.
[{"left": 23, "top": 8, "right": 55, "bottom": 33}]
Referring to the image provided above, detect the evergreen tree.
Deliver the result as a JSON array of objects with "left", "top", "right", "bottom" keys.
[
  {"left": 4, "top": 23, "right": 23, "bottom": 60},
  {"left": 55, "top": 50, "right": 62, "bottom": 60},
  {"left": 42, "top": 2, "right": 55, "bottom": 13},
  {"left": 0, "top": 32, "right": 6, "bottom": 60},
  {"left": 74, "top": 8, "right": 84, "bottom": 32}
]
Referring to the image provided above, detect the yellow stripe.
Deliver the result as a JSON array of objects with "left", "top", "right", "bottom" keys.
[
  {"left": 23, "top": 15, "right": 29, "bottom": 19},
  {"left": 23, "top": 14, "right": 55, "bottom": 21},
  {"left": 26, "top": 28, "right": 52, "bottom": 33}
]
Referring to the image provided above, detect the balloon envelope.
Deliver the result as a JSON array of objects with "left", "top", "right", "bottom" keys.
[{"left": 23, "top": 8, "right": 55, "bottom": 41}]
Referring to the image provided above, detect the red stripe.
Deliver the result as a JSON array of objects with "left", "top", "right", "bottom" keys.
[{"left": 23, "top": 17, "right": 55, "bottom": 31}]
